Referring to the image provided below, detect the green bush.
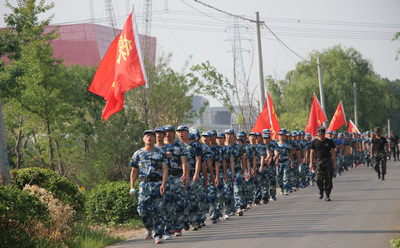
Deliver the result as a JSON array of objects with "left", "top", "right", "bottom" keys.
[
  {"left": 0, "top": 185, "right": 50, "bottom": 248},
  {"left": 391, "top": 235, "right": 400, "bottom": 248},
  {"left": 12, "top": 167, "right": 85, "bottom": 214},
  {"left": 85, "top": 181, "right": 138, "bottom": 225}
]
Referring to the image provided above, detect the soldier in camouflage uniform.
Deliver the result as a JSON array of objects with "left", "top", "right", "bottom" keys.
[
  {"left": 130, "top": 130, "right": 169, "bottom": 244},
  {"left": 177, "top": 126, "right": 202, "bottom": 231},
  {"left": 201, "top": 132, "right": 220, "bottom": 224},
  {"left": 298, "top": 131, "right": 310, "bottom": 188},
  {"left": 363, "top": 131, "right": 372, "bottom": 167},
  {"left": 371, "top": 127, "right": 389, "bottom": 180},
  {"left": 304, "top": 133, "right": 313, "bottom": 186},
  {"left": 216, "top": 132, "right": 235, "bottom": 219},
  {"left": 161, "top": 125, "right": 189, "bottom": 237},
  {"left": 336, "top": 133, "right": 345, "bottom": 175},
  {"left": 190, "top": 128, "right": 211, "bottom": 229},
  {"left": 225, "top": 129, "right": 246, "bottom": 216},
  {"left": 242, "top": 131, "right": 257, "bottom": 208},
  {"left": 274, "top": 129, "right": 294, "bottom": 196},
  {"left": 263, "top": 130, "right": 277, "bottom": 201}
]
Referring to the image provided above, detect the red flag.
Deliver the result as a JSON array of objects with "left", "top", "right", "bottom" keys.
[
  {"left": 327, "top": 100, "right": 347, "bottom": 132},
  {"left": 348, "top": 119, "right": 360, "bottom": 133},
  {"left": 305, "top": 93, "right": 327, "bottom": 137},
  {"left": 251, "top": 92, "right": 280, "bottom": 139},
  {"left": 89, "top": 9, "right": 147, "bottom": 121}
]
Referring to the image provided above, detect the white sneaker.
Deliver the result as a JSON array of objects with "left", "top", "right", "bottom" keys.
[
  {"left": 164, "top": 234, "right": 172, "bottom": 240},
  {"left": 247, "top": 204, "right": 252, "bottom": 209},
  {"left": 155, "top": 237, "right": 163, "bottom": 244},
  {"left": 224, "top": 214, "right": 230, "bottom": 219}
]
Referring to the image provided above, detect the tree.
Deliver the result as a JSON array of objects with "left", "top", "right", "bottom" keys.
[
  {"left": 393, "top": 32, "right": 400, "bottom": 61},
  {"left": 128, "top": 52, "right": 202, "bottom": 128},
  {"left": 266, "top": 45, "right": 391, "bottom": 131},
  {"left": 189, "top": 61, "right": 258, "bottom": 132},
  {"left": 0, "top": 0, "right": 57, "bottom": 61}
]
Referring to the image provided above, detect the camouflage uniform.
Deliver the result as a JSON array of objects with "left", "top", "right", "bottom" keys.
[
  {"left": 199, "top": 142, "right": 211, "bottom": 224},
  {"left": 130, "top": 147, "right": 167, "bottom": 239},
  {"left": 208, "top": 144, "right": 221, "bottom": 220},
  {"left": 372, "top": 136, "right": 388, "bottom": 178},
  {"left": 222, "top": 145, "right": 235, "bottom": 215},
  {"left": 363, "top": 136, "right": 371, "bottom": 167},
  {"left": 254, "top": 143, "right": 268, "bottom": 204},
  {"left": 184, "top": 141, "right": 202, "bottom": 225},
  {"left": 226, "top": 142, "right": 246, "bottom": 210},
  {"left": 244, "top": 143, "right": 257, "bottom": 205},
  {"left": 275, "top": 140, "right": 293, "bottom": 193},
  {"left": 298, "top": 138, "right": 311, "bottom": 187},
  {"left": 214, "top": 144, "right": 226, "bottom": 218},
  {"left": 161, "top": 140, "right": 187, "bottom": 234},
  {"left": 315, "top": 158, "right": 334, "bottom": 195},
  {"left": 265, "top": 140, "right": 277, "bottom": 199}
]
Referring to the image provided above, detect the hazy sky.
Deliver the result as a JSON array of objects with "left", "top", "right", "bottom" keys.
[{"left": 1, "top": 0, "right": 399, "bottom": 107}]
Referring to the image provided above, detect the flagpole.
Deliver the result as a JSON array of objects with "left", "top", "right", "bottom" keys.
[
  {"left": 255, "top": 12, "right": 265, "bottom": 113},
  {"left": 317, "top": 57, "right": 327, "bottom": 128}
]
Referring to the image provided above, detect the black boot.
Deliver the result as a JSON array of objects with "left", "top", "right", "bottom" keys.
[
  {"left": 319, "top": 189, "right": 324, "bottom": 199},
  {"left": 377, "top": 173, "right": 381, "bottom": 179},
  {"left": 382, "top": 174, "right": 385, "bottom": 180},
  {"left": 325, "top": 190, "right": 331, "bottom": 201}
]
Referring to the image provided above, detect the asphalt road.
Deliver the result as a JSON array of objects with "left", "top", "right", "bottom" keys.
[{"left": 109, "top": 161, "right": 400, "bottom": 248}]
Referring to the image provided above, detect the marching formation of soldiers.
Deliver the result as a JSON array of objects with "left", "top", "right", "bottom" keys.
[{"left": 128, "top": 125, "right": 397, "bottom": 244}]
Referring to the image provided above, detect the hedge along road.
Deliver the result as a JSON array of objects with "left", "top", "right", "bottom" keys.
[{"left": 109, "top": 161, "right": 400, "bottom": 248}]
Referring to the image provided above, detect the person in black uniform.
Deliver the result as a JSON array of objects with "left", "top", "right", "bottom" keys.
[
  {"left": 310, "top": 126, "right": 337, "bottom": 201},
  {"left": 371, "top": 127, "right": 389, "bottom": 180}
]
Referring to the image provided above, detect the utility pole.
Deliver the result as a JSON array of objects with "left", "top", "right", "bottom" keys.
[
  {"left": 353, "top": 82, "right": 358, "bottom": 127},
  {"left": 317, "top": 57, "right": 327, "bottom": 128},
  {"left": 0, "top": 97, "right": 10, "bottom": 185},
  {"left": 255, "top": 12, "right": 265, "bottom": 113}
]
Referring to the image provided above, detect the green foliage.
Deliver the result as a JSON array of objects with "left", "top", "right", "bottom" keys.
[
  {"left": 0, "top": 0, "right": 58, "bottom": 60},
  {"left": 64, "top": 223, "right": 122, "bottom": 248},
  {"left": 0, "top": 185, "right": 50, "bottom": 248},
  {"left": 190, "top": 60, "right": 235, "bottom": 113},
  {"left": 12, "top": 167, "right": 85, "bottom": 213},
  {"left": 391, "top": 235, "right": 400, "bottom": 248},
  {"left": 393, "top": 32, "right": 400, "bottom": 61},
  {"left": 266, "top": 45, "right": 398, "bottom": 131},
  {"left": 85, "top": 181, "right": 139, "bottom": 225}
]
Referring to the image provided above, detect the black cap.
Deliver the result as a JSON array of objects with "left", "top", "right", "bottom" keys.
[{"left": 317, "top": 126, "right": 326, "bottom": 134}]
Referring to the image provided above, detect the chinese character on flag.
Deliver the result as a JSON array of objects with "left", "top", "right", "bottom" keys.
[
  {"left": 88, "top": 8, "right": 147, "bottom": 121},
  {"left": 305, "top": 93, "right": 327, "bottom": 137},
  {"left": 327, "top": 100, "right": 347, "bottom": 132},
  {"left": 348, "top": 119, "right": 360, "bottom": 133}
]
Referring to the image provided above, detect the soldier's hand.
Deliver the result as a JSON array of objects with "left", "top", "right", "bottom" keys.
[
  {"left": 231, "top": 175, "right": 235, "bottom": 182},
  {"left": 215, "top": 177, "right": 219, "bottom": 186},
  {"left": 181, "top": 174, "right": 186, "bottom": 182},
  {"left": 259, "top": 167, "right": 263, "bottom": 173},
  {"left": 186, "top": 179, "right": 190, "bottom": 188},
  {"left": 224, "top": 175, "right": 228, "bottom": 183},
  {"left": 193, "top": 175, "right": 199, "bottom": 182},
  {"left": 160, "top": 184, "right": 165, "bottom": 195}
]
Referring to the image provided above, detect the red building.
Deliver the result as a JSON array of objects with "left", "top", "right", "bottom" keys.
[{"left": 45, "top": 23, "right": 157, "bottom": 67}]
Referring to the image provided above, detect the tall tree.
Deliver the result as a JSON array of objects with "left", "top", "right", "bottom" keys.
[{"left": 266, "top": 45, "right": 391, "bottom": 131}]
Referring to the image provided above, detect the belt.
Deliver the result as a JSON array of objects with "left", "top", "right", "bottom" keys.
[
  {"left": 279, "top": 159, "right": 288, "bottom": 163},
  {"left": 234, "top": 167, "right": 242, "bottom": 172},
  {"left": 140, "top": 176, "right": 162, "bottom": 182}
]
